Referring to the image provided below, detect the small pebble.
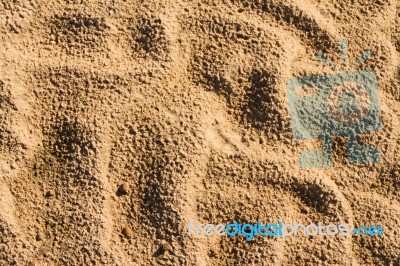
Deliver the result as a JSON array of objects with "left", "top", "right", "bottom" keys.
[
  {"left": 370, "top": 181, "right": 379, "bottom": 188},
  {"left": 38, "top": 245, "right": 50, "bottom": 256},
  {"left": 36, "top": 232, "right": 45, "bottom": 241},
  {"left": 45, "top": 190, "right": 55, "bottom": 197},
  {"left": 118, "top": 182, "right": 130, "bottom": 194},
  {"left": 161, "top": 241, "right": 172, "bottom": 253},
  {"left": 122, "top": 226, "right": 133, "bottom": 238}
]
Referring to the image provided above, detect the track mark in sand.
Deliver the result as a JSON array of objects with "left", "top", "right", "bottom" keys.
[
  {"left": 198, "top": 99, "right": 283, "bottom": 162},
  {"left": 185, "top": 8, "right": 299, "bottom": 139},
  {"left": 197, "top": 156, "right": 356, "bottom": 265},
  {"left": 196, "top": 179, "right": 290, "bottom": 265},
  {"left": 347, "top": 190, "right": 400, "bottom": 264},
  {"left": 85, "top": 125, "right": 134, "bottom": 266},
  {"left": 205, "top": 127, "right": 239, "bottom": 154},
  {"left": 230, "top": 0, "right": 338, "bottom": 50},
  {"left": 96, "top": 139, "right": 115, "bottom": 248},
  {"left": 0, "top": 182, "right": 17, "bottom": 231},
  {"left": 0, "top": 177, "right": 33, "bottom": 263},
  {"left": 46, "top": 12, "right": 110, "bottom": 57},
  {"left": 35, "top": 118, "right": 117, "bottom": 264},
  {"left": 27, "top": 64, "right": 138, "bottom": 264},
  {"left": 0, "top": 72, "right": 41, "bottom": 264},
  {"left": 276, "top": 167, "right": 359, "bottom": 263},
  {"left": 129, "top": 14, "right": 171, "bottom": 61}
]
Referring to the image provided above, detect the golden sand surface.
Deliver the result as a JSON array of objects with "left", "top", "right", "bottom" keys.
[{"left": 0, "top": 0, "right": 399, "bottom": 265}]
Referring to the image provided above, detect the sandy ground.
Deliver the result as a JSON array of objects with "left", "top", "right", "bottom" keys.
[{"left": 0, "top": 0, "right": 399, "bottom": 265}]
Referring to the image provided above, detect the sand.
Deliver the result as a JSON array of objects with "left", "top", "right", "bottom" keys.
[{"left": 0, "top": 0, "right": 399, "bottom": 265}]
